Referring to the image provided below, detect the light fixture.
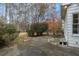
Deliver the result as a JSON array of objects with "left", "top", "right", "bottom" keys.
[{"left": 64, "top": 5, "right": 67, "bottom": 9}]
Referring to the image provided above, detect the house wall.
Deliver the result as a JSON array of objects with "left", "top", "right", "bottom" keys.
[
  {"left": 64, "top": 4, "right": 79, "bottom": 47},
  {"left": 62, "top": 19, "right": 64, "bottom": 30}
]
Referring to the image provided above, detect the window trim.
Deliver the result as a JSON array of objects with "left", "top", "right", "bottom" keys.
[{"left": 72, "top": 13, "right": 79, "bottom": 35}]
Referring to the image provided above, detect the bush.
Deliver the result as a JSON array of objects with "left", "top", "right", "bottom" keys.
[
  {"left": 2, "top": 33, "right": 18, "bottom": 45},
  {"left": 27, "top": 30, "right": 34, "bottom": 36},
  {"left": 0, "top": 23, "right": 18, "bottom": 47},
  {"left": 5, "top": 24, "right": 16, "bottom": 34},
  {"left": 27, "top": 22, "right": 48, "bottom": 36}
]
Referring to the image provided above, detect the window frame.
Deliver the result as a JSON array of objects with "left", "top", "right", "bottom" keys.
[{"left": 72, "top": 13, "right": 79, "bottom": 35}]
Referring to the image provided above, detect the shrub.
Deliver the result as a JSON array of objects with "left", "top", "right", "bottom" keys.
[
  {"left": 0, "top": 23, "right": 18, "bottom": 47},
  {"left": 27, "top": 22, "right": 48, "bottom": 36},
  {"left": 27, "top": 29, "right": 34, "bottom": 36},
  {"left": 35, "top": 22, "right": 48, "bottom": 36},
  {"left": 2, "top": 33, "right": 18, "bottom": 45},
  {"left": 3, "top": 24, "right": 18, "bottom": 45},
  {"left": 5, "top": 24, "right": 16, "bottom": 34},
  {"left": 0, "top": 19, "right": 6, "bottom": 47}
]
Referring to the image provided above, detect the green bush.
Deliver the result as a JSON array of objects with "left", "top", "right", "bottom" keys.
[
  {"left": 0, "top": 23, "right": 18, "bottom": 47},
  {"left": 27, "top": 30, "right": 34, "bottom": 36},
  {"left": 27, "top": 22, "right": 48, "bottom": 36},
  {"left": 2, "top": 33, "right": 18, "bottom": 45},
  {"left": 5, "top": 24, "right": 16, "bottom": 34}
]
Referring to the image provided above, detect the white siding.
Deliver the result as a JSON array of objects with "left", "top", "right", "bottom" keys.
[{"left": 64, "top": 4, "right": 79, "bottom": 47}]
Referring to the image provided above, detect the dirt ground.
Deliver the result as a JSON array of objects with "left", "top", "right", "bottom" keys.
[{"left": 0, "top": 36, "right": 79, "bottom": 56}]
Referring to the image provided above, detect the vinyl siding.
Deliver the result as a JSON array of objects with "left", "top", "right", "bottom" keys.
[{"left": 64, "top": 4, "right": 79, "bottom": 47}]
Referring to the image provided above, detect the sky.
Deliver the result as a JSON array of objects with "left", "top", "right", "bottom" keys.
[
  {"left": 55, "top": 3, "right": 61, "bottom": 16},
  {"left": 0, "top": 4, "right": 5, "bottom": 16},
  {"left": 0, "top": 3, "right": 61, "bottom": 17}
]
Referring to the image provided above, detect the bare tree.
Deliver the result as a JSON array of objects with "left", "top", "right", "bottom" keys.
[{"left": 5, "top": 3, "right": 59, "bottom": 32}]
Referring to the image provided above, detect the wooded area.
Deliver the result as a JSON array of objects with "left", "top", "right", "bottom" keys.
[{"left": 0, "top": 3, "right": 62, "bottom": 47}]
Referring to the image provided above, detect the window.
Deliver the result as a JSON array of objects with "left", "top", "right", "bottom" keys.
[{"left": 73, "top": 14, "right": 79, "bottom": 34}]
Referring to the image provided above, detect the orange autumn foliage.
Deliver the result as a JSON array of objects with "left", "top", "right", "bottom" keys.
[{"left": 47, "top": 18, "right": 61, "bottom": 33}]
